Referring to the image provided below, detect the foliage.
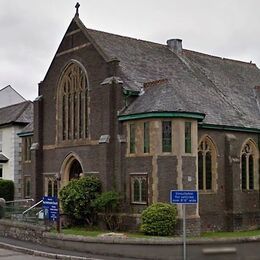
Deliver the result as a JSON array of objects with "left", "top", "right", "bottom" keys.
[
  {"left": 140, "top": 203, "right": 177, "bottom": 236},
  {"left": 0, "top": 180, "right": 14, "bottom": 201},
  {"left": 59, "top": 176, "right": 101, "bottom": 225},
  {"left": 93, "top": 191, "right": 121, "bottom": 231}
]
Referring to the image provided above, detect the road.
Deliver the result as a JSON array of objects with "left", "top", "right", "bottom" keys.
[
  {"left": 0, "top": 248, "right": 50, "bottom": 260},
  {"left": 0, "top": 237, "right": 140, "bottom": 260}
]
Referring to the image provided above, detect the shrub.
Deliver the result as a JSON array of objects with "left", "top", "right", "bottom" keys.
[
  {"left": 141, "top": 203, "right": 177, "bottom": 236},
  {"left": 59, "top": 176, "right": 101, "bottom": 225},
  {"left": 0, "top": 180, "right": 14, "bottom": 201},
  {"left": 93, "top": 191, "right": 121, "bottom": 230}
]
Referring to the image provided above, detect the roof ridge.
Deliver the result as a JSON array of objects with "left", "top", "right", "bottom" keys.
[
  {"left": 0, "top": 100, "right": 31, "bottom": 111},
  {"left": 86, "top": 27, "right": 166, "bottom": 48},
  {"left": 184, "top": 49, "right": 256, "bottom": 67}
]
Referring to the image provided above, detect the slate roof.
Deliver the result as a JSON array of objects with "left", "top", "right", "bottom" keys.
[
  {"left": 0, "top": 154, "right": 8, "bottom": 163},
  {"left": 75, "top": 17, "right": 260, "bottom": 129},
  {"left": 0, "top": 101, "right": 33, "bottom": 126},
  {"left": 17, "top": 121, "right": 34, "bottom": 136}
]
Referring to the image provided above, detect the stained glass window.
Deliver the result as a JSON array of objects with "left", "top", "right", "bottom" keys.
[
  {"left": 59, "top": 62, "right": 88, "bottom": 141},
  {"left": 162, "top": 121, "right": 172, "bottom": 152},
  {"left": 144, "top": 122, "right": 150, "bottom": 153}
]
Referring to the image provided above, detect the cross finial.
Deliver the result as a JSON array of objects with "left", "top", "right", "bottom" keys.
[{"left": 75, "top": 2, "right": 80, "bottom": 16}]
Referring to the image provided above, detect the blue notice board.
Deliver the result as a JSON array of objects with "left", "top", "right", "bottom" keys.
[
  {"left": 170, "top": 190, "right": 198, "bottom": 204},
  {"left": 42, "top": 196, "right": 59, "bottom": 221}
]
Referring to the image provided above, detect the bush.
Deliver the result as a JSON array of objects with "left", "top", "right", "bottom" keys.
[
  {"left": 0, "top": 180, "right": 14, "bottom": 201},
  {"left": 93, "top": 191, "right": 121, "bottom": 230},
  {"left": 59, "top": 176, "right": 101, "bottom": 225},
  {"left": 141, "top": 203, "right": 177, "bottom": 236}
]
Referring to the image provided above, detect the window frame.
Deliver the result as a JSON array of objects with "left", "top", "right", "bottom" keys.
[
  {"left": 185, "top": 122, "right": 192, "bottom": 154},
  {"left": 240, "top": 141, "right": 258, "bottom": 191},
  {"left": 130, "top": 173, "right": 148, "bottom": 205},
  {"left": 24, "top": 176, "right": 31, "bottom": 198},
  {"left": 198, "top": 136, "right": 217, "bottom": 192},
  {"left": 57, "top": 62, "right": 88, "bottom": 143},
  {"left": 162, "top": 121, "right": 172, "bottom": 153},
  {"left": 129, "top": 123, "right": 136, "bottom": 154},
  {"left": 143, "top": 121, "right": 150, "bottom": 154}
]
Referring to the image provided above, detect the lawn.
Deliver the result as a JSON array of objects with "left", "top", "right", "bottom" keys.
[
  {"left": 54, "top": 227, "right": 260, "bottom": 239},
  {"left": 201, "top": 229, "right": 260, "bottom": 238}
]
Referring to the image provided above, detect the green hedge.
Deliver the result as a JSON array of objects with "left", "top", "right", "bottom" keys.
[
  {"left": 141, "top": 203, "right": 177, "bottom": 236},
  {"left": 0, "top": 180, "right": 14, "bottom": 201}
]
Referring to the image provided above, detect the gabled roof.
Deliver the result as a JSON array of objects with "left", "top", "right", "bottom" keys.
[
  {"left": 0, "top": 85, "right": 26, "bottom": 109},
  {"left": 0, "top": 101, "right": 33, "bottom": 127},
  {"left": 0, "top": 154, "right": 8, "bottom": 163},
  {"left": 55, "top": 16, "right": 260, "bottom": 130}
]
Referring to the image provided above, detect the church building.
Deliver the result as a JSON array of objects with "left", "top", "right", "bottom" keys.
[{"left": 22, "top": 6, "right": 260, "bottom": 234}]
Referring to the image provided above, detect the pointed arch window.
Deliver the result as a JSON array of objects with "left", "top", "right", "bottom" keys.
[
  {"left": 241, "top": 141, "right": 258, "bottom": 190},
  {"left": 58, "top": 62, "right": 88, "bottom": 142},
  {"left": 130, "top": 174, "right": 148, "bottom": 204},
  {"left": 198, "top": 136, "right": 217, "bottom": 191}
]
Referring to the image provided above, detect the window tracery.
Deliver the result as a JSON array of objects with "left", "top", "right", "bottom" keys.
[
  {"left": 241, "top": 141, "right": 258, "bottom": 190},
  {"left": 198, "top": 136, "right": 217, "bottom": 191},
  {"left": 58, "top": 62, "right": 88, "bottom": 142}
]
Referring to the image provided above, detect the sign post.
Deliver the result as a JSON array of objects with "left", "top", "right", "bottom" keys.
[
  {"left": 170, "top": 190, "right": 198, "bottom": 260},
  {"left": 42, "top": 196, "right": 60, "bottom": 232}
]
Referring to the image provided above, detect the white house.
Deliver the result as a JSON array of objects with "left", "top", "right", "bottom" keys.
[{"left": 0, "top": 101, "right": 33, "bottom": 199}]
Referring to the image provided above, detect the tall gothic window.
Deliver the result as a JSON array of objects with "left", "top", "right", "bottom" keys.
[
  {"left": 198, "top": 136, "right": 217, "bottom": 191},
  {"left": 58, "top": 62, "right": 88, "bottom": 142},
  {"left": 241, "top": 141, "right": 258, "bottom": 190}
]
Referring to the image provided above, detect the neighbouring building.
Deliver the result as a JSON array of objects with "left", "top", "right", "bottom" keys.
[
  {"left": 0, "top": 85, "right": 26, "bottom": 109},
  {"left": 0, "top": 100, "right": 33, "bottom": 199},
  {"left": 22, "top": 7, "right": 260, "bottom": 235}
]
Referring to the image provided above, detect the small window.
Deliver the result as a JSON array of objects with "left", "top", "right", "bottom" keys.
[
  {"left": 24, "top": 177, "right": 31, "bottom": 198},
  {"left": 185, "top": 122, "right": 192, "bottom": 153},
  {"left": 23, "top": 137, "right": 32, "bottom": 162},
  {"left": 46, "top": 177, "right": 59, "bottom": 197},
  {"left": 162, "top": 121, "right": 172, "bottom": 152},
  {"left": 143, "top": 122, "right": 150, "bottom": 153},
  {"left": 130, "top": 174, "right": 148, "bottom": 204},
  {"left": 129, "top": 123, "right": 136, "bottom": 154},
  {"left": 0, "top": 165, "right": 2, "bottom": 179}
]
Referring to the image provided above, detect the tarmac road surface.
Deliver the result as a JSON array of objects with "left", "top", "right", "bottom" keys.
[
  {"left": 0, "top": 237, "right": 142, "bottom": 260},
  {"left": 0, "top": 248, "right": 50, "bottom": 260}
]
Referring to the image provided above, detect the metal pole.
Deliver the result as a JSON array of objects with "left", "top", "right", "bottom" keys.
[{"left": 183, "top": 204, "right": 186, "bottom": 260}]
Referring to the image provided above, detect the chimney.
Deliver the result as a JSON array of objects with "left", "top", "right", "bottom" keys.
[{"left": 167, "top": 39, "right": 182, "bottom": 54}]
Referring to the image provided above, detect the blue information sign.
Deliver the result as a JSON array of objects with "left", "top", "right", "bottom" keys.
[
  {"left": 42, "top": 196, "right": 59, "bottom": 221},
  {"left": 170, "top": 190, "right": 198, "bottom": 204}
]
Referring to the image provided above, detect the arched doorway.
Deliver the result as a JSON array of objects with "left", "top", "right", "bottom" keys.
[
  {"left": 60, "top": 153, "right": 84, "bottom": 187},
  {"left": 69, "top": 159, "right": 83, "bottom": 180}
]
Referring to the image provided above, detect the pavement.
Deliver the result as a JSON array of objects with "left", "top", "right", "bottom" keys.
[{"left": 0, "top": 236, "right": 138, "bottom": 260}]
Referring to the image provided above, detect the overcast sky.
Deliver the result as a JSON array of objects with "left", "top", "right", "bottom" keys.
[{"left": 1, "top": 0, "right": 260, "bottom": 100}]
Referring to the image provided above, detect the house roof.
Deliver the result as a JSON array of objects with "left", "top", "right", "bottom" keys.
[
  {"left": 0, "top": 154, "right": 8, "bottom": 163},
  {"left": 0, "top": 101, "right": 33, "bottom": 127},
  {"left": 0, "top": 85, "right": 26, "bottom": 109},
  {"left": 73, "top": 17, "right": 260, "bottom": 129}
]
